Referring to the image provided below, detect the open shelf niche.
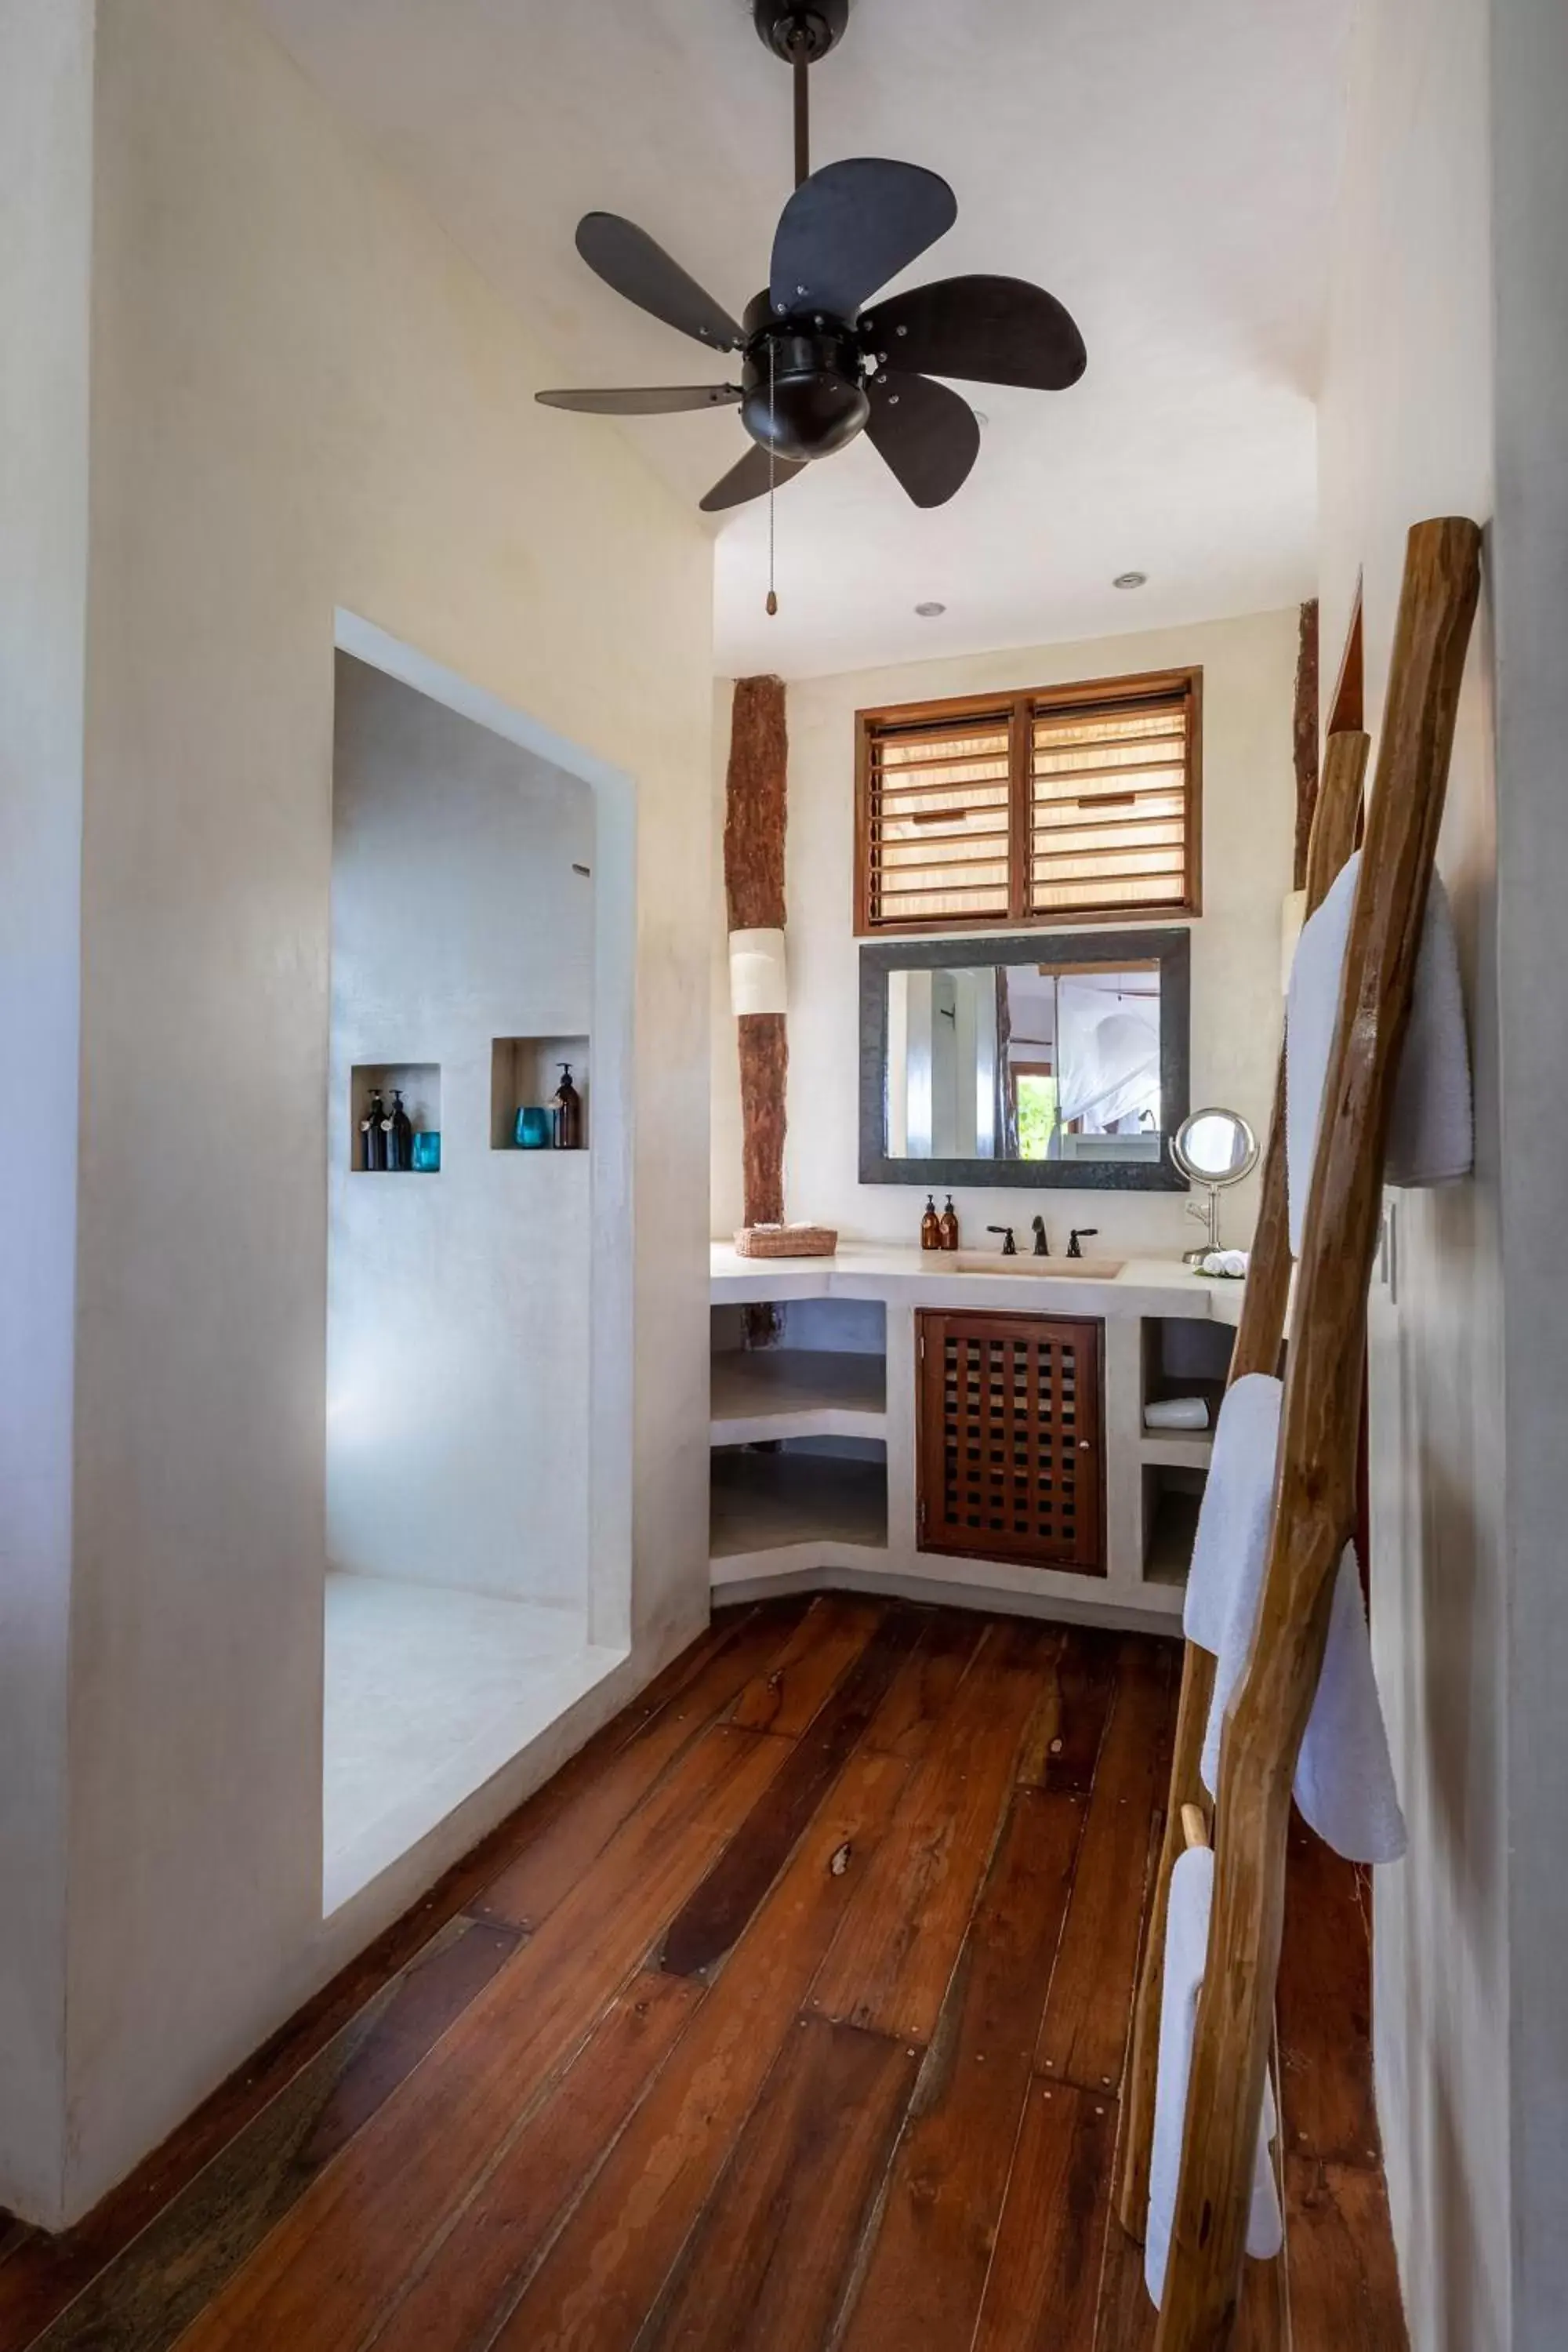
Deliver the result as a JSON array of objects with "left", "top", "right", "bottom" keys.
[
  {"left": 710, "top": 1296, "right": 887, "bottom": 1443},
  {"left": 349, "top": 1062, "right": 441, "bottom": 1172},
  {"left": 490, "top": 1035, "right": 590, "bottom": 1150},
  {"left": 711, "top": 1442, "right": 888, "bottom": 1562},
  {"left": 1142, "top": 1463, "right": 1207, "bottom": 1587},
  {"left": 1139, "top": 1312, "right": 1234, "bottom": 1464},
  {"left": 710, "top": 1297, "right": 888, "bottom": 1562}
]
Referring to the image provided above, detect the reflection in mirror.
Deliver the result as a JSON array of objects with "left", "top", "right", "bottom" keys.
[
  {"left": 887, "top": 960, "right": 1163, "bottom": 1165},
  {"left": 1173, "top": 1109, "right": 1257, "bottom": 1182}
]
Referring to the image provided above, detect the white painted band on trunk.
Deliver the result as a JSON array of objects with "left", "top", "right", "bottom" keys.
[{"left": 729, "top": 926, "right": 788, "bottom": 1017}]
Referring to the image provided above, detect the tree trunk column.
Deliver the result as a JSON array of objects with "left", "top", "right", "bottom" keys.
[{"left": 724, "top": 676, "right": 789, "bottom": 1230}]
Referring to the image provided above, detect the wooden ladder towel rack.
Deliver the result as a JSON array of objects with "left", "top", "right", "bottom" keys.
[
  {"left": 1117, "top": 723, "right": 1369, "bottom": 2242},
  {"left": 1150, "top": 517, "right": 1482, "bottom": 2348}
]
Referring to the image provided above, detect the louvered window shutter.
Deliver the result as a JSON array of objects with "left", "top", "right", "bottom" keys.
[
  {"left": 858, "top": 706, "right": 1014, "bottom": 930},
  {"left": 1029, "top": 684, "right": 1196, "bottom": 919},
  {"left": 856, "top": 672, "right": 1199, "bottom": 935}
]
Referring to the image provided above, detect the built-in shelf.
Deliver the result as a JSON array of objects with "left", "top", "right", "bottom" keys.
[
  {"left": 710, "top": 1446, "right": 888, "bottom": 1563},
  {"left": 710, "top": 1349, "right": 887, "bottom": 1444},
  {"left": 490, "top": 1034, "right": 590, "bottom": 1150},
  {"left": 349, "top": 1062, "right": 441, "bottom": 1172},
  {"left": 1143, "top": 1465, "right": 1207, "bottom": 1587}
]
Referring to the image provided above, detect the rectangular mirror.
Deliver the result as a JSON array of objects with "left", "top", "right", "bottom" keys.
[{"left": 859, "top": 930, "right": 1189, "bottom": 1189}]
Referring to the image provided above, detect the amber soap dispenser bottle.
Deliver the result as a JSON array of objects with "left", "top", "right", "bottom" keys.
[
  {"left": 920, "top": 1195, "right": 942, "bottom": 1251},
  {"left": 938, "top": 1196, "right": 960, "bottom": 1251}
]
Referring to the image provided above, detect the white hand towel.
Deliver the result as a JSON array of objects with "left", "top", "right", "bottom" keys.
[
  {"left": 1287, "top": 851, "right": 1472, "bottom": 1255},
  {"left": 1145, "top": 1846, "right": 1282, "bottom": 2310},
  {"left": 1184, "top": 1377, "right": 1406, "bottom": 1864},
  {"left": 1183, "top": 1375, "right": 1283, "bottom": 1655},
  {"left": 1145, "top": 1395, "right": 1210, "bottom": 1432}
]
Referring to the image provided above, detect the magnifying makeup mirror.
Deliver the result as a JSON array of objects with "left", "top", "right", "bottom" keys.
[{"left": 1170, "top": 1106, "right": 1259, "bottom": 1262}]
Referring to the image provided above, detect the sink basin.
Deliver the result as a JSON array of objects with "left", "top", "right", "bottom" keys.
[{"left": 951, "top": 1253, "right": 1125, "bottom": 1279}]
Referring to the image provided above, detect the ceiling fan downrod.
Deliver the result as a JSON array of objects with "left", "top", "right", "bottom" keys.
[{"left": 753, "top": 0, "right": 853, "bottom": 186}]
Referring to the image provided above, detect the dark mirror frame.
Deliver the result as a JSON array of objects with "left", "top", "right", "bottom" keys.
[{"left": 858, "top": 927, "right": 1192, "bottom": 1191}]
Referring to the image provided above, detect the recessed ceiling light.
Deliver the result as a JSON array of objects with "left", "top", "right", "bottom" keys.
[
  {"left": 914, "top": 601, "right": 946, "bottom": 618},
  {"left": 1113, "top": 570, "right": 1149, "bottom": 590}
]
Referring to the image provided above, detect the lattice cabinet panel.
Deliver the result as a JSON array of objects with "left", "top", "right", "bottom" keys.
[{"left": 916, "top": 1310, "right": 1104, "bottom": 1573}]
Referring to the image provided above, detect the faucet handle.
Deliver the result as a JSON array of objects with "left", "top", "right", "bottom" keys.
[
  {"left": 1066, "top": 1226, "right": 1099, "bottom": 1259},
  {"left": 986, "top": 1225, "right": 1018, "bottom": 1257}
]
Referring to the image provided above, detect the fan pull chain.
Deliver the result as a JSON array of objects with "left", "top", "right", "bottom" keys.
[{"left": 766, "top": 339, "right": 779, "bottom": 616}]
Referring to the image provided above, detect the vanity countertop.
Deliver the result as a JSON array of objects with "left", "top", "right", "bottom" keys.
[{"left": 710, "top": 1241, "right": 1246, "bottom": 1326}]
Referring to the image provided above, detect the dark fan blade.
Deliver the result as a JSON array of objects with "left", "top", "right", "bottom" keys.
[
  {"left": 535, "top": 384, "right": 742, "bottom": 414},
  {"left": 575, "top": 214, "right": 743, "bottom": 350},
  {"left": 862, "top": 274, "right": 1087, "bottom": 391},
  {"left": 699, "top": 443, "right": 808, "bottom": 513},
  {"left": 865, "top": 371, "right": 979, "bottom": 508},
  {"left": 769, "top": 158, "right": 956, "bottom": 321}
]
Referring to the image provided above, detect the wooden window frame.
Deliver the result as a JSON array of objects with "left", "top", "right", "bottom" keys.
[{"left": 854, "top": 666, "right": 1203, "bottom": 938}]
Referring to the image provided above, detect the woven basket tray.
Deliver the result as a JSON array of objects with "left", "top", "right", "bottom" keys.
[{"left": 733, "top": 1222, "right": 838, "bottom": 1259}]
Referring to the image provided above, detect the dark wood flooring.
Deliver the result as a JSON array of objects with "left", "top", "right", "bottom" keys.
[{"left": 0, "top": 1597, "right": 1406, "bottom": 2350}]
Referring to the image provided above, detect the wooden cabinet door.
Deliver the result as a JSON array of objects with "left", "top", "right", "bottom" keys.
[{"left": 916, "top": 1310, "right": 1104, "bottom": 1573}]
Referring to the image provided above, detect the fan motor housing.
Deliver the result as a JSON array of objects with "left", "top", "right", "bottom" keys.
[
  {"left": 741, "top": 316, "right": 869, "bottom": 461},
  {"left": 752, "top": 1, "right": 851, "bottom": 64}
]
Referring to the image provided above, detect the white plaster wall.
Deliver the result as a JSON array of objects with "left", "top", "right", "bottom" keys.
[
  {"left": 0, "top": 0, "right": 94, "bottom": 2227},
  {"left": 0, "top": 0, "right": 713, "bottom": 2230},
  {"left": 1316, "top": 1, "right": 1511, "bottom": 2343},
  {"left": 1489, "top": 2, "right": 1568, "bottom": 2337},
  {"left": 327, "top": 656, "right": 592, "bottom": 1609},
  {"left": 711, "top": 611, "right": 1298, "bottom": 1258}
]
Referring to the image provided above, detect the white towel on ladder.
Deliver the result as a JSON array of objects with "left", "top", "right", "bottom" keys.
[
  {"left": 1185, "top": 1377, "right": 1407, "bottom": 1866},
  {"left": 1145, "top": 1846, "right": 1283, "bottom": 2310},
  {"left": 1287, "top": 850, "right": 1472, "bottom": 1256}
]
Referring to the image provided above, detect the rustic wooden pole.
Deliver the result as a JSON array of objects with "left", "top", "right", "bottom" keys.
[
  {"left": 1290, "top": 599, "right": 1321, "bottom": 890},
  {"left": 724, "top": 676, "right": 789, "bottom": 1229},
  {"left": 1153, "top": 518, "right": 1480, "bottom": 2350},
  {"left": 1116, "top": 727, "right": 1369, "bottom": 2241}
]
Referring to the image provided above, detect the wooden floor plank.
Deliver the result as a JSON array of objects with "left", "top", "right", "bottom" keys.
[
  {"left": 728, "top": 1595, "right": 885, "bottom": 1737},
  {"left": 1034, "top": 1646, "right": 1173, "bottom": 2095},
  {"left": 488, "top": 1748, "right": 911, "bottom": 2352},
  {"left": 1277, "top": 1813, "right": 1378, "bottom": 2166},
  {"left": 637, "top": 2019, "right": 917, "bottom": 2352},
  {"left": 1017, "top": 1625, "right": 1119, "bottom": 1796},
  {"left": 1096, "top": 2215, "right": 1159, "bottom": 2352},
  {"left": 972, "top": 2080, "right": 1116, "bottom": 2352},
  {"left": 363, "top": 1970, "right": 702, "bottom": 2352},
  {"left": 172, "top": 1722, "right": 789, "bottom": 2352},
  {"left": 660, "top": 1607, "right": 923, "bottom": 1980},
  {"left": 473, "top": 1606, "right": 818, "bottom": 1932},
  {"left": 811, "top": 1623, "right": 1051, "bottom": 2044},
  {"left": 1284, "top": 2154, "right": 1409, "bottom": 2350},
  {"left": 25, "top": 1919, "right": 519, "bottom": 2352},
  {"left": 861, "top": 1610, "right": 989, "bottom": 1763},
  {"left": 837, "top": 1784, "right": 1086, "bottom": 2352}
]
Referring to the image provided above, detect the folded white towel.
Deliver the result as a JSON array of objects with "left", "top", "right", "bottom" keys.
[
  {"left": 1145, "top": 1846, "right": 1282, "bottom": 2310},
  {"left": 1287, "top": 851, "right": 1472, "bottom": 1255},
  {"left": 1183, "top": 1375, "right": 1283, "bottom": 1654},
  {"left": 1197, "top": 1248, "right": 1249, "bottom": 1279},
  {"left": 1189, "top": 1376, "right": 1406, "bottom": 1864},
  {"left": 1145, "top": 1396, "right": 1210, "bottom": 1432}
]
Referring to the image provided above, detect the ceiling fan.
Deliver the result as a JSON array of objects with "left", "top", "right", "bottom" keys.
[{"left": 536, "top": 0, "right": 1086, "bottom": 515}]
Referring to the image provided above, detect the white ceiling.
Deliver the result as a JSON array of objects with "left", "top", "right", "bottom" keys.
[{"left": 252, "top": 0, "right": 1351, "bottom": 678}]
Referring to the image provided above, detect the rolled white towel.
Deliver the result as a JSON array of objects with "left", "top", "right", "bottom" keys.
[
  {"left": 1197, "top": 1247, "right": 1249, "bottom": 1279},
  {"left": 1187, "top": 1379, "right": 1406, "bottom": 1865},
  {"left": 1145, "top": 1395, "right": 1210, "bottom": 1432},
  {"left": 1287, "top": 851, "right": 1472, "bottom": 1256},
  {"left": 1145, "top": 1846, "right": 1282, "bottom": 2310}
]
